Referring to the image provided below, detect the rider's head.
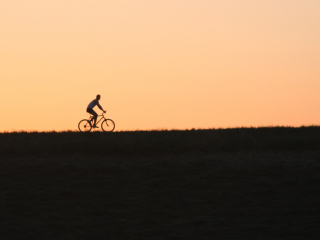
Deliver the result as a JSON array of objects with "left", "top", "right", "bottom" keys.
[{"left": 96, "top": 94, "right": 101, "bottom": 100}]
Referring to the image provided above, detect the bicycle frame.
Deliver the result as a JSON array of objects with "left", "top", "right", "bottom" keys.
[
  {"left": 78, "top": 111, "right": 115, "bottom": 132},
  {"left": 89, "top": 113, "right": 106, "bottom": 126}
]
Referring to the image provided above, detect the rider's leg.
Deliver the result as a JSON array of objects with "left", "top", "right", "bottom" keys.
[
  {"left": 87, "top": 108, "right": 98, "bottom": 126},
  {"left": 92, "top": 113, "right": 98, "bottom": 126}
]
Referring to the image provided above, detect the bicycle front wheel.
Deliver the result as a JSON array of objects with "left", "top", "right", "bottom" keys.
[
  {"left": 78, "top": 119, "right": 92, "bottom": 132},
  {"left": 101, "top": 119, "right": 115, "bottom": 132}
]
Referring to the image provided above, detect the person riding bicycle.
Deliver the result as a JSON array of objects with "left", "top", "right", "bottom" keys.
[{"left": 87, "top": 95, "right": 106, "bottom": 128}]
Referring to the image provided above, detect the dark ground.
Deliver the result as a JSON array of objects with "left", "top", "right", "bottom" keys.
[
  {"left": 1, "top": 126, "right": 320, "bottom": 156},
  {"left": 1, "top": 150, "right": 320, "bottom": 239}
]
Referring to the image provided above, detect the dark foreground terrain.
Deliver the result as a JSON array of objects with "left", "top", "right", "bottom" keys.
[{"left": 1, "top": 127, "right": 320, "bottom": 239}]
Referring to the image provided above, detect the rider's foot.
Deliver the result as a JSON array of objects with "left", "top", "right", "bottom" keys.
[{"left": 93, "top": 125, "right": 99, "bottom": 128}]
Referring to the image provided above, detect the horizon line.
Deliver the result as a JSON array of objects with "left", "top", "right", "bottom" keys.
[{"left": 1, "top": 125, "right": 320, "bottom": 134}]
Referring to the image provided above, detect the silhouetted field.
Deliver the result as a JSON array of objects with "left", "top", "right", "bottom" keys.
[
  {"left": 1, "top": 126, "right": 320, "bottom": 155},
  {"left": 1, "top": 127, "right": 320, "bottom": 239}
]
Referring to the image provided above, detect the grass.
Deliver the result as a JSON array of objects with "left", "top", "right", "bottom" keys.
[
  {"left": 1, "top": 127, "right": 320, "bottom": 239},
  {"left": 1, "top": 126, "right": 320, "bottom": 155}
]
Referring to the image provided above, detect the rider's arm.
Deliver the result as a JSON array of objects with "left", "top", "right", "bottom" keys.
[{"left": 97, "top": 102, "right": 105, "bottom": 112}]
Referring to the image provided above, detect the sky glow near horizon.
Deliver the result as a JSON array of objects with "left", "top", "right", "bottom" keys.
[{"left": 1, "top": 0, "right": 320, "bottom": 132}]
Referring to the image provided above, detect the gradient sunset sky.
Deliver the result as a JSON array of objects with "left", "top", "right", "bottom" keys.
[{"left": 1, "top": 0, "right": 319, "bottom": 132}]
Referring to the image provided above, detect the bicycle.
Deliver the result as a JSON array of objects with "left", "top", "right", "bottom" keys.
[{"left": 78, "top": 112, "right": 115, "bottom": 132}]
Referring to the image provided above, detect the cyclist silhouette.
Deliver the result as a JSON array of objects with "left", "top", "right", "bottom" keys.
[{"left": 87, "top": 95, "right": 106, "bottom": 128}]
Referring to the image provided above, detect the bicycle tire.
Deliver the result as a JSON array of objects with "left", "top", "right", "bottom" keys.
[
  {"left": 101, "top": 119, "right": 115, "bottom": 132},
  {"left": 78, "top": 119, "right": 92, "bottom": 132}
]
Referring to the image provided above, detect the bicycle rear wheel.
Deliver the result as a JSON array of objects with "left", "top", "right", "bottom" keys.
[
  {"left": 78, "top": 119, "right": 92, "bottom": 132},
  {"left": 101, "top": 119, "right": 115, "bottom": 132}
]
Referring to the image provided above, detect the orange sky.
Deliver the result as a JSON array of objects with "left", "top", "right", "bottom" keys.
[{"left": 1, "top": 0, "right": 320, "bottom": 132}]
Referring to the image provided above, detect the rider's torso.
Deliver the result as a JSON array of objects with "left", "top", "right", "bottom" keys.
[{"left": 87, "top": 99, "right": 98, "bottom": 109}]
